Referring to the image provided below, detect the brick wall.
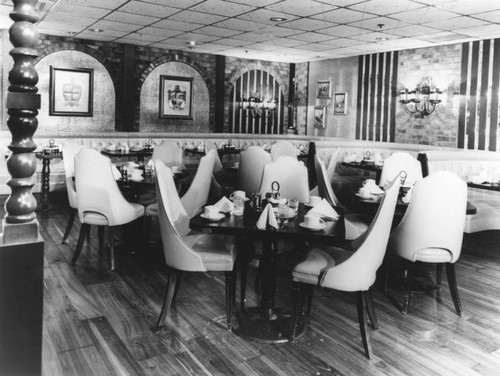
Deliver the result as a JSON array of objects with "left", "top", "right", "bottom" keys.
[{"left": 396, "top": 44, "right": 462, "bottom": 147}]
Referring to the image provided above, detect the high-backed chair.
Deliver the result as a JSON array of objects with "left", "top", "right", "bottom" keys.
[
  {"left": 237, "top": 146, "right": 272, "bottom": 193},
  {"left": 72, "top": 149, "right": 145, "bottom": 270},
  {"left": 61, "top": 140, "right": 83, "bottom": 243},
  {"left": 259, "top": 156, "right": 309, "bottom": 203},
  {"left": 325, "top": 148, "right": 341, "bottom": 185},
  {"left": 151, "top": 140, "right": 182, "bottom": 168},
  {"left": 315, "top": 154, "right": 371, "bottom": 240},
  {"left": 154, "top": 159, "right": 236, "bottom": 331},
  {"left": 290, "top": 177, "right": 400, "bottom": 359},
  {"left": 378, "top": 152, "right": 422, "bottom": 189},
  {"left": 270, "top": 140, "right": 297, "bottom": 161},
  {"left": 204, "top": 139, "right": 223, "bottom": 173},
  {"left": 387, "top": 171, "right": 467, "bottom": 316}
]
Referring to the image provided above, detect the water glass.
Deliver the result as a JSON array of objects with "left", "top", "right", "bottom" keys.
[
  {"left": 288, "top": 198, "right": 299, "bottom": 213},
  {"left": 278, "top": 201, "right": 288, "bottom": 218},
  {"left": 233, "top": 196, "right": 245, "bottom": 216}
]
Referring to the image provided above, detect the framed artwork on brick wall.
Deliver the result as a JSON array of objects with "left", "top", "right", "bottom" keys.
[
  {"left": 314, "top": 106, "right": 326, "bottom": 128},
  {"left": 159, "top": 75, "right": 193, "bottom": 119},
  {"left": 49, "top": 66, "right": 93, "bottom": 116},
  {"left": 317, "top": 80, "right": 331, "bottom": 99}
]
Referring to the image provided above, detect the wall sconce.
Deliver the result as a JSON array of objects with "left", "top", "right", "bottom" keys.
[
  {"left": 400, "top": 78, "right": 442, "bottom": 116},
  {"left": 239, "top": 90, "right": 276, "bottom": 118}
]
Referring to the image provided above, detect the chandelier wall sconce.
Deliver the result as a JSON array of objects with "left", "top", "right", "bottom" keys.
[
  {"left": 400, "top": 78, "right": 442, "bottom": 116},
  {"left": 239, "top": 91, "right": 276, "bottom": 118}
]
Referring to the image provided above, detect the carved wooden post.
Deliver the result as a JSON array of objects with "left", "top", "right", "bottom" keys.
[{"left": 0, "top": 1, "right": 44, "bottom": 375}]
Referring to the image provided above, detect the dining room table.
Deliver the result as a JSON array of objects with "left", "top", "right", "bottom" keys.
[{"left": 189, "top": 200, "right": 345, "bottom": 343}]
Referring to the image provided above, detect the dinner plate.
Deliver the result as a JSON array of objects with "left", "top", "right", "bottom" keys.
[
  {"left": 200, "top": 213, "right": 225, "bottom": 221},
  {"left": 299, "top": 222, "right": 326, "bottom": 231},
  {"left": 355, "top": 193, "right": 382, "bottom": 201}
]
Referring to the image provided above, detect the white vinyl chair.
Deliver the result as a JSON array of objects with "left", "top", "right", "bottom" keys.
[
  {"left": 290, "top": 177, "right": 400, "bottom": 359},
  {"left": 325, "top": 148, "right": 341, "bottom": 185},
  {"left": 154, "top": 159, "right": 236, "bottom": 331},
  {"left": 72, "top": 149, "right": 145, "bottom": 270},
  {"left": 315, "top": 154, "right": 371, "bottom": 240},
  {"left": 151, "top": 140, "right": 182, "bottom": 168},
  {"left": 237, "top": 146, "right": 272, "bottom": 193},
  {"left": 378, "top": 152, "right": 423, "bottom": 189},
  {"left": 270, "top": 140, "right": 297, "bottom": 161},
  {"left": 61, "top": 140, "right": 83, "bottom": 243},
  {"left": 204, "top": 139, "right": 223, "bottom": 173},
  {"left": 259, "top": 156, "right": 309, "bottom": 203},
  {"left": 387, "top": 171, "right": 467, "bottom": 316}
]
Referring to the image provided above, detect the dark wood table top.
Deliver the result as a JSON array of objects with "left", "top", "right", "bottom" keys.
[
  {"left": 101, "top": 148, "right": 153, "bottom": 159},
  {"left": 190, "top": 202, "right": 345, "bottom": 244},
  {"left": 468, "top": 182, "right": 500, "bottom": 192},
  {"left": 340, "top": 161, "right": 383, "bottom": 172}
]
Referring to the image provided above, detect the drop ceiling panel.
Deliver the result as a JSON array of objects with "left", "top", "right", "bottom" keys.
[
  {"left": 58, "top": 0, "right": 128, "bottom": 9},
  {"left": 104, "top": 11, "right": 159, "bottom": 26},
  {"left": 189, "top": 0, "right": 257, "bottom": 17},
  {"left": 118, "top": 2, "right": 180, "bottom": 18},
  {"left": 349, "top": 0, "right": 425, "bottom": 16},
  {"left": 153, "top": 19, "right": 203, "bottom": 32},
  {"left": 279, "top": 18, "right": 338, "bottom": 31},
  {"left": 435, "top": 0, "right": 500, "bottom": 15},
  {"left": 266, "top": 0, "right": 339, "bottom": 17},
  {"left": 170, "top": 10, "right": 227, "bottom": 25}
]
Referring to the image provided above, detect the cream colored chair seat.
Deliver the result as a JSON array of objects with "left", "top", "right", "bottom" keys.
[
  {"left": 154, "top": 159, "right": 236, "bottom": 330},
  {"left": 72, "top": 149, "right": 145, "bottom": 270},
  {"left": 290, "top": 177, "right": 400, "bottom": 359}
]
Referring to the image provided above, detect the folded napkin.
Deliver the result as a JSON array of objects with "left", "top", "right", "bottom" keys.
[
  {"left": 343, "top": 153, "right": 362, "bottom": 163},
  {"left": 467, "top": 170, "right": 491, "bottom": 184},
  {"left": 146, "top": 159, "right": 155, "bottom": 171},
  {"left": 308, "top": 199, "right": 339, "bottom": 220},
  {"left": 366, "top": 184, "right": 384, "bottom": 195},
  {"left": 112, "top": 165, "right": 122, "bottom": 180},
  {"left": 256, "top": 203, "right": 279, "bottom": 230},
  {"left": 214, "top": 196, "right": 234, "bottom": 213}
]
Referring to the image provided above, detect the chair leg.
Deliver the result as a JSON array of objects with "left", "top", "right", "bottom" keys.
[
  {"left": 290, "top": 281, "right": 305, "bottom": 342},
  {"left": 364, "top": 288, "right": 379, "bottom": 329},
  {"left": 98, "top": 226, "right": 105, "bottom": 253},
  {"left": 446, "top": 263, "right": 463, "bottom": 317},
  {"left": 171, "top": 271, "right": 183, "bottom": 305},
  {"left": 401, "top": 263, "right": 414, "bottom": 315},
  {"left": 225, "top": 271, "right": 234, "bottom": 331},
  {"left": 305, "top": 284, "right": 314, "bottom": 315},
  {"left": 144, "top": 215, "right": 152, "bottom": 249},
  {"left": 62, "top": 208, "right": 77, "bottom": 244},
  {"left": 156, "top": 268, "right": 181, "bottom": 330},
  {"left": 71, "top": 223, "right": 90, "bottom": 266},
  {"left": 109, "top": 227, "right": 115, "bottom": 271},
  {"left": 356, "top": 291, "right": 373, "bottom": 359},
  {"left": 436, "top": 263, "right": 443, "bottom": 292}
]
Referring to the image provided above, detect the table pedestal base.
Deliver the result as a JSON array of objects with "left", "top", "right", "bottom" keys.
[{"left": 233, "top": 307, "right": 305, "bottom": 344}]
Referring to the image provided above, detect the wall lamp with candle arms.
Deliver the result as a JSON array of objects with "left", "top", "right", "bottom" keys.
[{"left": 400, "top": 77, "right": 441, "bottom": 117}]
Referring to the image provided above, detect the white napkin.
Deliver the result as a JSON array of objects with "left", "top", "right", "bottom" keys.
[
  {"left": 343, "top": 153, "right": 362, "bottom": 163},
  {"left": 256, "top": 203, "right": 279, "bottom": 230},
  {"left": 112, "top": 165, "right": 122, "bottom": 180},
  {"left": 467, "top": 169, "right": 491, "bottom": 184},
  {"left": 146, "top": 159, "right": 155, "bottom": 171},
  {"left": 214, "top": 196, "right": 234, "bottom": 213},
  {"left": 308, "top": 199, "right": 339, "bottom": 220}
]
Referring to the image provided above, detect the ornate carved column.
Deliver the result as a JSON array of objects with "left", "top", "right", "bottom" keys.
[{"left": 0, "top": 1, "right": 44, "bottom": 375}]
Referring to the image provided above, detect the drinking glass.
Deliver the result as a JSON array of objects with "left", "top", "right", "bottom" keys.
[
  {"left": 233, "top": 197, "right": 245, "bottom": 216},
  {"left": 288, "top": 198, "right": 299, "bottom": 214}
]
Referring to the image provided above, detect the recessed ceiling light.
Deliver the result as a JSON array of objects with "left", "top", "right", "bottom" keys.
[
  {"left": 376, "top": 37, "right": 388, "bottom": 41},
  {"left": 89, "top": 28, "right": 103, "bottom": 32},
  {"left": 270, "top": 16, "right": 287, "bottom": 22},
  {"left": 188, "top": 41, "right": 196, "bottom": 46}
]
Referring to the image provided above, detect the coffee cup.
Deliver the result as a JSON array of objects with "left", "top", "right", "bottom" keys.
[
  {"left": 204, "top": 205, "right": 219, "bottom": 218},
  {"left": 363, "top": 179, "right": 377, "bottom": 187},
  {"left": 171, "top": 165, "right": 181, "bottom": 174},
  {"left": 304, "top": 213, "right": 324, "bottom": 228},
  {"left": 358, "top": 187, "right": 372, "bottom": 198},
  {"left": 308, "top": 195, "right": 321, "bottom": 206},
  {"left": 230, "top": 190, "right": 246, "bottom": 200}
]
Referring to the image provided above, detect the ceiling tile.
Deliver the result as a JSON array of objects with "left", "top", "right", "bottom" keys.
[
  {"left": 287, "top": 32, "right": 335, "bottom": 43},
  {"left": 43, "top": 12, "right": 99, "bottom": 26},
  {"left": 254, "top": 25, "right": 302, "bottom": 38},
  {"left": 234, "top": 32, "right": 276, "bottom": 42},
  {"left": 52, "top": 3, "right": 110, "bottom": 18},
  {"left": 312, "top": 7, "right": 377, "bottom": 23},
  {"left": 195, "top": 25, "right": 244, "bottom": 38},
  {"left": 114, "top": 37, "right": 151, "bottom": 45},
  {"left": 266, "top": 0, "right": 338, "bottom": 17},
  {"left": 174, "top": 32, "right": 222, "bottom": 43},
  {"left": 169, "top": 10, "right": 228, "bottom": 24},
  {"left": 153, "top": 19, "right": 203, "bottom": 32},
  {"left": 118, "top": 1, "right": 180, "bottom": 18},
  {"left": 214, "top": 38, "right": 253, "bottom": 47},
  {"left": 141, "top": 0, "right": 203, "bottom": 6},
  {"left": 348, "top": 16, "right": 411, "bottom": 31},
  {"left": 392, "top": 6, "right": 459, "bottom": 23},
  {"left": 139, "top": 27, "right": 182, "bottom": 38},
  {"left": 226, "top": 0, "right": 282, "bottom": 6},
  {"left": 320, "top": 24, "right": 371, "bottom": 38},
  {"left": 278, "top": 18, "right": 337, "bottom": 31},
  {"left": 36, "top": 22, "right": 86, "bottom": 34},
  {"left": 91, "top": 20, "right": 142, "bottom": 32},
  {"left": 316, "top": 38, "right": 357, "bottom": 48},
  {"left": 122, "top": 32, "right": 163, "bottom": 42},
  {"left": 460, "top": 24, "right": 500, "bottom": 39},
  {"left": 386, "top": 24, "right": 442, "bottom": 37},
  {"left": 77, "top": 32, "right": 119, "bottom": 41},
  {"left": 471, "top": 10, "right": 500, "bottom": 23},
  {"left": 422, "top": 16, "right": 489, "bottom": 31},
  {"left": 349, "top": 0, "right": 425, "bottom": 16},
  {"left": 213, "top": 18, "right": 265, "bottom": 32},
  {"left": 435, "top": 0, "right": 500, "bottom": 15},
  {"left": 349, "top": 31, "right": 402, "bottom": 43},
  {"left": 59, "top": 0, "right": 128, "bottom": 9},
  {"left": 238, "top": 8, "right": 298, "bottom": 25},
  {"left": 104, "top": 11, "right": 160, "bottom": 25},
  {"left": 189, "top": 0, "right": 256, "bottom": 17}
]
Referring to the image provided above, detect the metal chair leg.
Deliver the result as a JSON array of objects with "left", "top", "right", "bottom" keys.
[{"left": 62, "top": 208, "right": 77, "bottom": 244}]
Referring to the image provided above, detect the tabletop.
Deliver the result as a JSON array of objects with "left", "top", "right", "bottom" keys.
[{"left": 468, "top": 182, "right": 500, "bottom": 192}]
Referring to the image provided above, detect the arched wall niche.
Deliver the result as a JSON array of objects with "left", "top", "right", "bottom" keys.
[
  {"left": 35, "top": 50, "right": 116, "bottom": 133},
  {"left": 138, "top": 57, "right": 211, "bottom": 133}
]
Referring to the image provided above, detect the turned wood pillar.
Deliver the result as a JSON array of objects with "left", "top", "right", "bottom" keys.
[{"left": 0, "top": 1, "right": 44, "bottom": 375}]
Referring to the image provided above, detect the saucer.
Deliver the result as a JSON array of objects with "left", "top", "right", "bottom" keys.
[
  {"left": 299, "top": 222, "right": 326, "bottom": 231},
  {"left": 230, "top": 197, "right": 249, "bottom": 202},
  {"left": 200, "top": 213, "right": 225, "bottom": 221},
  {"left": 305, "top": 201, "right": 321, "bottom": 207}
]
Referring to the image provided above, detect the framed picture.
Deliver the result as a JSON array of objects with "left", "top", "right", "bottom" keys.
[
  {"left": 314, "top": 106, "right": 326, "bottom": 128},
  {"left": 317, "top": 80, "right": 331, "bottom": 99},
  {"left": 49, "top": 66, "right": 93, "bottom": 116},
  {"left": 159, "top": 75, "right": 193, "bottom": 119},
  {"left": 333, "top": 92, "right": 347, "bottom": 115}
]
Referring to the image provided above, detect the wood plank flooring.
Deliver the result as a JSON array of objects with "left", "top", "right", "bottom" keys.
[{"left": 6, "top": 204, "right": 500, "bottom": 376}]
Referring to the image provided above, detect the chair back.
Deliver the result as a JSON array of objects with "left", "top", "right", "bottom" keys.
[
  {"left": 204, "top": 139, "right": 223, "bottom": 172},
  {"left": 181, "top": 149, "right": 216, "bottom": 218},
  {"left": 325, "top": 148, "right": 341, "bottom": 184},
  {"left": 259, "top": 156, "right": 309, "bottom": 203},
  {"left": 151, "top": 141, "right": 182, "bottom": 168},
  {"left": 314, "top": 154, "right": 339, "bottom": 206},
  {"left": 74, "top": 149, "right": 140, "bottom": 225},
  {"left": 237, "top": 146, "right": 272, "bottom": 193},
  {"left": 63, "top": 140, "right": 83, "bottom": 209},
  {"left": 320, "top": 177, "right": 400, "bottom": 291},
  {"left": 388, "top": 171, "right": 467, "bottom": 263},
  {"left": 379, "top": 152, "right": 422, "bottom": 189},
  {"left": 270, "top": 140, "right": 297, "bottom": 161},
  {"left": 155, "top": 160, "right": 206, "bottom": 271}
]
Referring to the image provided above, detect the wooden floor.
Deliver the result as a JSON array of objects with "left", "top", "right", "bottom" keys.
[{"left": 8, "top": 203, "right": 500, "bottom": 376}]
